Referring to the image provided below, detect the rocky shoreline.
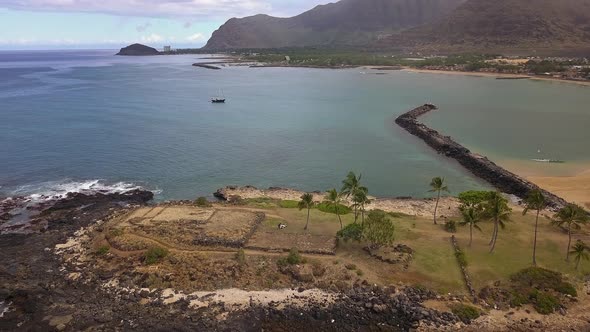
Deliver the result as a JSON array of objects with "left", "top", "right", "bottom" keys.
[
  {"left": 395, "top": 104, "right": 570, "bottom": 210},
  {"left": 0, "top": 187, "right": 468, "bottom": 331},
  {"left": 214, "top": 185, "right": 462, "bottom": 219}
]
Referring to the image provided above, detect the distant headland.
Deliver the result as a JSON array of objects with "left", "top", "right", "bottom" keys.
[{"left": 116, "top": 43, "right": 160, "bottom": 56}]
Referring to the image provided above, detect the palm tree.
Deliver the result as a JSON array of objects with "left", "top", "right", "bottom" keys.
[
  {"left": 570, "top": 240, "right": 590, "bottom": 270},
  {"left": 353, "top": 188, "right": 371, "bottom": 226},
  {"left": 325, "top": 189, "right": 344, "bottom": 230},
  {"left": 429, "top": 177, "right": 449, "bottom": 225},
  {"left": 483, "top": 191, "right": 512, "bottom": 253},
  {"left": 299, "top": 193, "right": 315, "bottom": 231},
  {"left": 553, "top": 204, "right": 589, "bottom": 261},
  {"left": 341, "top": 171, "right": 367, "bottom": 223},
  {"left": 458, "top": 205, "right": 483, "bottom": 247},
  {"left": 522, "top": 189, "right": 547, "bottom": 266}
]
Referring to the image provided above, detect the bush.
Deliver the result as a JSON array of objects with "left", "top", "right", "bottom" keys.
[
  {"left": 110, "top": 228, "right": 123, "bottom": 237},
  {"left": 311, "top": 261, "right": 326, "bottom": 277},
  {"left": 235, "top": 249, "right": 246, "bottom": 266},
  {"left": 287, "top": 248, "right": 304, "bottom": 265},
  {"left": 455, "top": 249, "right": 468, "bottom": 267},
  {"left": 278, "top": 200, "right": 299, "bottom": 208},
  {"left": 531, "top": 291, "right": 560, "bottom": 315},
  {"left": 555, "top": 282, "right": 577, "bottom": 297},
  {"left": 144, "top": 247, "right": 169, "bottom": 265},
  {"left": 388, "top": 212, "right": 412, "bottom": 219},
  {"left": 363, "top": 210, "right": 395, "bottom": 247},
  {"left": 316, "top": 202, "right": 351, "bottom": 215},
  {"left": 195, "top": 197, "right": 212, "bottom": 207},
  {"left": 345, "top": 263, "right": 357, "bottom": 270},
  {"left": 444, "top": 220, "right": 457, "bottom": 233},
  {"left": 96, "top": 245, "right": 110, "bottom": 256},
  {"left": 337, "top": 223, "right": 363, "bottom": 242},
  {"left": 511, "top": 267, "right": 576, "bottom": 296},
  {"left": 458, "top": 191, "right": 493, "bottom": 207},
  {"left": 450, "top": 303, "right": 481, "bottom": 323}
]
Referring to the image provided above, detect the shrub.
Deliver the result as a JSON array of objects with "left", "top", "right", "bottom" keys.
[
  {"left": 455, "top": 249, "right": 468, "bottom": 267},
  {"left": 278, "top": 200, "right": 299, "bottom": 208},
  {"left": 227, "top": 195, "right": 244, "bottom": 205},
  {"left": 450, "top": 303, "right": 481, "bottom": 323},
  {"left": 509, "top": 290, "right": 529, "bottom": 307},
  {"left": 555, "top": 282, "right": 577, "bottom": 297},
  {"left": 511, "top": 267, "right": 576, "bottom": 296},
  {"left": 458, "top": 191, "right": 493, "bottom": 207},
  {"left": 356, "top": 269, "right": 364, "bottom": 276},
  {"left": 144, "top": 247, "right": 169, "bottom": 265},
  {"left": 287, "top": 248, "right": 304, "bottom": 265},
  {"left": 531, "top": 291, "right": 560, "bottom": 315},
  {"left": 388, "top": 212, "right": 412, "bottom": 219},
  {"left": 316, "top": 202, "right": 351, "bottom": 215},
  {"left": 337, "top": 223, "right": 363, "bottom": 242},
  {"left": 363, "top": 210, "right": 395, "bottom": 247},
  {"left": 444, "top": 220, "right": 457, "bottom": 233},
  {"left": 311, "top": 261, "right": 326, "bottom": 277},
  {"left": 345, "top": 263, "right": 357, "bottom": 270},
  {"left": 195, "top": 197, "right": 212, "bottom": 207},
  {"left": 235, "top": 249, "right": 246, "bottom": 266},
  {"left": 110, "top": 228, "right": 123, "bottom": 237},
  {"left": 96, "top": 245, "right": 110, "bottom": 256}
]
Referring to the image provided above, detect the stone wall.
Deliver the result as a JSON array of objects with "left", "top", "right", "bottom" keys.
[{"left": 395, "top": 104, "right": 569, "bottom": 210}]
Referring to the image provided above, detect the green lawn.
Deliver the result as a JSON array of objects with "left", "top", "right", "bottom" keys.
[{"left": 243, "top": 201, "right": 589, "bottom": 294}]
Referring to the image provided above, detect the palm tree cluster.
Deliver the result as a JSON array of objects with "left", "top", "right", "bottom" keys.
[
  {"left": 457, "top": 187, "right": 590, "bottom": 270},
  {"left": 456, "top": 189, "right": 512, "bottom": 254},
  {"left": 299, "top": 171, "right": 371, "bottom": 232}
]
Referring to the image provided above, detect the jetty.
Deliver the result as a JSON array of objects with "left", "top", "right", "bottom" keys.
[
  {"left": 192, "top": 63, "right": 222, "bottom": 70},
  {"left": 395, "top": 104, "right": 569, "bottom": 210}
]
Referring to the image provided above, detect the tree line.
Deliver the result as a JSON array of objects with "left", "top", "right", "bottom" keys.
[{"left": 297, "top": 172, "right": 590, "bottom": 270}]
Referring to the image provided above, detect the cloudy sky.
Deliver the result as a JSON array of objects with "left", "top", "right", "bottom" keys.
[{"left": 0, "top": 0, "right": 332, "bottom": 50}]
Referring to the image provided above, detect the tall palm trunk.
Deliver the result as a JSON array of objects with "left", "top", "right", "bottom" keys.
[
  {"left": 354, "top": 206, "right": 358, "bottom": 223},
  {"left": 433, "top": 190, "right": 441, "bottom": 225},
  {"left": 469, "top": 223, "right": 473, "bottom": 247},
  {"left": 304, "top": 207, "right": 310, "bottom": 231},
  {"left": 361, "top": 207, "right": 365, "bottom": 226},
  {"left": 576, "top": 258, "right": 580, "bottom": 270},
  {"left": 336, "top": 206, "right": 342, "bottom": 230},
  {"left": 566, "top": 223, "right": 572, "bottom": 261},
  {"left": 489, "top": 220, "right": 498, "bottom": 246},
  {"left": 490, "top": 218, "right": 499, "bottom": 253},
  {"left": 533, "top": 209, "right": 540, "bottom": 266}
]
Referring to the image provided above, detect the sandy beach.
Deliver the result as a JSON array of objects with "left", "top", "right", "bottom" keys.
[
  {"left": 403, "top": 68, "right": 590, "bottom": 87},
  {"left": 497, "top": 160, "right": 590, "bottom": 209}
]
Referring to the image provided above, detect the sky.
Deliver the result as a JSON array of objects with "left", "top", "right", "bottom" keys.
[{"left": 0, "top": 0, "right": 333, "bottom": 50}]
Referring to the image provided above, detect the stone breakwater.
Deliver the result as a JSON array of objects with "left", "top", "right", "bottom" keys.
[{"left": 395, "top": 104, "right": 569, "bottom": 210}]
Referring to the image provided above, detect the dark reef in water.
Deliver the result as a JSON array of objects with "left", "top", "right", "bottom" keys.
[{"left": 395, "top": 104, "right": 569, "bottom": 210}]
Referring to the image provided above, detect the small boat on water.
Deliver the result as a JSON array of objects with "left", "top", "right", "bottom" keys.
[
  {"left": 532, "top": 149, "right": 564, "bottom": 163},
  {"left": 211, "top": 90, "right": 226, "bottom": 103},
  {"left": 532, "top": 159, "right": 565, "bottom": 163}
]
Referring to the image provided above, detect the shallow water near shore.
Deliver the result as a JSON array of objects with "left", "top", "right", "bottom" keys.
[{"left": 1, "top": 50, "right": 589, "bottom": 200}]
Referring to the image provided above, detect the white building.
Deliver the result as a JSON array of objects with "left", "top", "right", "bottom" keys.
[{"left": 163, "top": 46, "right": 172, "bottom": 52}]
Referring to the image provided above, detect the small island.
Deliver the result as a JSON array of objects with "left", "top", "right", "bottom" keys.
[{"left": 116, "top": 43, "right": 160, "bottom": 56}]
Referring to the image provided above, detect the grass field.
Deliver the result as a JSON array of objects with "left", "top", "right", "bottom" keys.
[{"left": 243, "top": 200, "right": 590, "bottom": 294}]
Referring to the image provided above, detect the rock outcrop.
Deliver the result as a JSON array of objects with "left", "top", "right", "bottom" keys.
[
  {"left": 395, "top": 104, "right": 569, "bottom": 210},
  {"left": 116, "top": 43, "right": 160, "bottom": 56}
]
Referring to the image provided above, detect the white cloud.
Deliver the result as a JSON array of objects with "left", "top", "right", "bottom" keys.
[
  {"left": 136, "top": 22, "right": 152, "bottom": 32},
  {"left": 186, "top": 33, "right": 205, "bottom": 42},
  {"left": 140, "top": 33, "right": 164, "bottom": 43},
  {"left": 0, "top": 0, "right": 272, "bottom": 18}
]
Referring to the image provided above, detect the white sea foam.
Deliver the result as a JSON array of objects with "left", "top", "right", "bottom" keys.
[{"left": 10, "top": 179, "right": 156, "bottom": 203}]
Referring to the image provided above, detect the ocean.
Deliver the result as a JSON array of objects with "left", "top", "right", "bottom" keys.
[{"left": 1, "top": 50, "right": 589, "bottom": 201}]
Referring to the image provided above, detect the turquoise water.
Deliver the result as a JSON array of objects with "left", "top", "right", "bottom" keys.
[{"left": 1, "top": 50, "right": 589, "bottom": 200}]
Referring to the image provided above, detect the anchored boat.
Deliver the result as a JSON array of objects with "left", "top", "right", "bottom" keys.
[{"left": 211, "top": 90, "right": 226, "bottom": 103}]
